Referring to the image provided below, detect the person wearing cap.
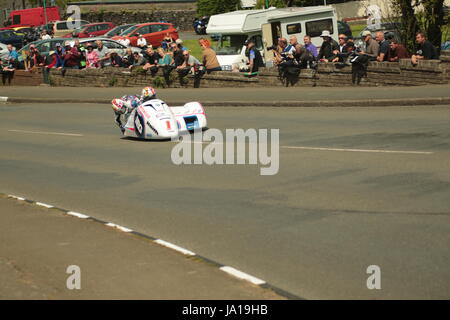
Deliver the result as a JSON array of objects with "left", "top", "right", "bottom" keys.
[
  {"left": 63, "top": 41, "right": 81, "bottom": 69},
  {"left": 360, "top": 30, "right": 379, "bottom": 60},
  {"left": 245, "top": 39, "right": 264, "bottom": 73},
  {"left": 54, "top": 43, "right": 65, "bottom": 69},
  {"left": 175, "top": 38, "right": 188, "bottom": 51},
  {"left": 137, "top": 34, "right": 147, "bottom": 49},
  {"left": 317, "top": 30, "right": 339, "bottom": 62},
  {"left": 199, "top": 38, "right": 221, "bottom": 73}
]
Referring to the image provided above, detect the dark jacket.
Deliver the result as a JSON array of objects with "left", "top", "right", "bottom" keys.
[{"left": 318, "top": 39, "right": 339, "bottom": 60}]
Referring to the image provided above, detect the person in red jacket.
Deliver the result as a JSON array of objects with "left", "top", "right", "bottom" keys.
[{"left": 63, "top": 41, "right": 81, "bottom": 69}]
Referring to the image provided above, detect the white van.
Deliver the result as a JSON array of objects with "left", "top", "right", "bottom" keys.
[{"left": 206, "top": 6, "right": 338, "bottom": 70}]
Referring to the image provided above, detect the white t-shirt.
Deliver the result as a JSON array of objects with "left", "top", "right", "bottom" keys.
[
  {"left": 137, "top": 37, "right": 147, "bottom": 47},
  {"left": 120, "top": 38, "right": 130, "bottom": 47},
  {"left": 41, "top": 34, "right": 51, "bottom": 40}
]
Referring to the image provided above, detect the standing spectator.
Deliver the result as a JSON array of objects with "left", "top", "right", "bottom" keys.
[
  {"left": 360, "top": 30, "right": 379, "bottom": 61},
  {"left": 42, "top": 50, "right": 57, "bottom": 83},
  {"left": 411, "top": 32, "right": 438, "bottom": 65},
  {"left": 317, "top": 30, "right": 339, "bottom": 61},
  {"left": 245, "top": 40, "right": 264, "bottom": 73},
  {"left": 75, "top": 40, "right": 86, "bottom": 69},
  {"left": 41, "top": 29, "right": 51, "bottom": 40},
  {"left": 376, "top": 32, "right": 389, "bottom": 62},
  {"left": 142, "top": 46, "right": 160, "bottom": 75},
  {"left": 94, "top": 40, "right": 110, "bottom": 67},
  {"left": 303, "top": 35, "right": 317, "bottom": 59},
  {"left": 161, "top": 33, "right": 174, "bottom": 51},
  {"left": 1, "top": 57, "right": 16, "bottom": 85},
  {"left": 29, "top": 45, "right": 44, "bottom": 71},
  {"left": 7, "top": 44, "right": 18, "bottom": 60},
  {"left": 54, "top": 43, "right": 65, "bottom": 69},
  {"left": 137, "top": 34, "right": 147, "bottom": 50},
  {"left": 85, "top": 44, "right": 99, "bottom": 68},
  {"left": 63, "top": 41, "right": 80, "bottom": 69},
  {"left": 199, "top": 38, "right": 221, "bottom": 73},
  {"left": 388, "top": 40, "right": 409, "bottom": 62}
]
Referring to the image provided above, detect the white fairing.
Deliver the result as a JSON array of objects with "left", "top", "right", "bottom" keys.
[{"left": 123, "top": 99, "right": 207, "bottom": 140}]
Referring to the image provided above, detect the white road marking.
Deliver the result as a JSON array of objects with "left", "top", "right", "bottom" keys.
[
  {"left": 282, "top": 146, "right": 434, "bottom": 155},
  {"left": 220, "top": 266, "right": 266, "bottom": 285},
  {"left": 8, "top": 195, "right": 25, "bottom": 201},
  {"left": 7, "top": 129, "right": 83, "bottom": 137},
  {"left": 35, "top": 202, "right": 54, "bottom": 209},
  {"left": 67, "top": 211, "right": 90, "bottom": 219},
  {"left": 154, "top": 239, "right": 196, "bottom": 256},
  {"left": 105, "top": 222, "right": 133, "bottom": 233}
]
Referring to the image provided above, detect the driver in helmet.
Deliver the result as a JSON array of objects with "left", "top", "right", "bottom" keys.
[{"left": 111, "top": 87, "right": 157, "bottom": 132}]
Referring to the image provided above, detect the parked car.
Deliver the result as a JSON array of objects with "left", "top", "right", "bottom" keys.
[
  {"left": 337, "top": 20, "right": 352, "bottom": 38},
  {"left": 104, "top": 24, "right": 135, "bottom": 38},
  {"left": 0, "top": 42, "right": 10, "bottom": 61},
  {"left": 52, "top": 20, "right": 90, "bottom": 37},
  {"left": 0, "top": 30, "right": 24, "bottom": 49},
  {"left": 17, "top": 37, "right": 141, "bottom": 63},
  {"left": 64, "top": 22, "right": 115, "bottom": 38},
  {"left": 112, "top": 22, "right": 179, "bottom": 47}
]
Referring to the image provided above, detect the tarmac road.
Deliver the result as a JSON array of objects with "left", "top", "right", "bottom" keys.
[{"left": 1, "top": 102, "right": 450, "bottom": 299}]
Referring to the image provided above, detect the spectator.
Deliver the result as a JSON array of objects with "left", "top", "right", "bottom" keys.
[
  {"left": 161, "top": 33, "right": 174, "bottom": 51},
  {"left": 388, "top": 40, "right": 409, "bottom": 62},
  {"left": 411, "top": 32, "right": 438, "bottom": 65},
  {"left": 317, "top": 30, "right": 339, "bottom": 61},
  {"left": 199, "top": 38, "right": 221, "bottom": 73},
  {"left": 29, "top": 45, "right": 44, "bottom": 71},
  {"left": 170, "top": 42, "right": 185, "bottom": 67},
  {"left": 119, "top": 37, "right": 130, "bottom": 47},
  {"left": 157, "top": 47, "right": 174, "bottom": 84},
  {"left": 1, "top": 57, "right": 16, "bottom": 85},
  {"left": 176, "top": 38, "right": 188, "bottom": 51},
  {"left": 137, "top": 34, "right": 147, "bottom": 50},
  {"left": 85, "top": 44, "right": 99, "bottom": 68},
  {"left": 41, "top": 29, "right": 51, "bottom": 40},
  {"left": 142, "top": 46, "right": 160, "bottom": 75},
  {"left": 332, "top": 34, "right": 350, "bottom": 62},
  {"left": 63, "top": 41, "right": 80, "bottom": 69},
  {"left": 245, "top": 40, "right": 264, "bottom": 73},
  {"left": 54, "top": 43, "right": 65, "bottom": 69},
  {"left": 122, "top": 48, "right": 134, "bottom": 68},
  {"left": 303, "top": 35, "right": 317, "bottom": 59},
  {"left": 360, "top": 30, "right": 379, "bottom": 60},
  {"left": 110, "top": 52, "right": 124, "bottom": 68},
  {"left": 376, "top": 32, "right": 389, "bottom": 62},
  {"left": 289, "top": 35, "right": 314, "bottom": 68},
  {"left": 131, "top": 52, "right": 145, "bottom": 69},
  {"left": 7, "top": 44, "right": 18, "bottom": 61},
  {"left": 94, "top": 40, "right": 110, "bottom": 67},
  {"left": 75, "top": 40, "right": 87, "bottom": 69},
  {"left": 177, "top": 50, "right": 202, "bottom": 86}
]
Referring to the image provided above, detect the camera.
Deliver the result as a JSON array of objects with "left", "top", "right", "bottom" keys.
[{"left": 266, "top": 45, "right": 277, "bottom": 51}]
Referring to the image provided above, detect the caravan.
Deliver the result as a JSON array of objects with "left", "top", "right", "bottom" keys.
[{"left": 206, "top": 6, "right": 338, "bottom": 70}]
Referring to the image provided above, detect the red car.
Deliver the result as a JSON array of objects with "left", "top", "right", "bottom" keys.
[
  {"left": 112, "top": 22, "right": 178, "bottom": 47},
  {"left": 64, "top": 22, "right": 115, "bottom": 38}
]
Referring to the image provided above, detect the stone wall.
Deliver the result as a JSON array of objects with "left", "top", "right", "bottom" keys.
[{"left": 46, "top": 53, "right": 450, "bottom": 89}]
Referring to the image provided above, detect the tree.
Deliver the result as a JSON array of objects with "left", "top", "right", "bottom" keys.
[
  {"left": 390, "top": 0, "right": 445, "bottom": 53},
  {"left": 197, "top": 0, "right": 241, "bottom": 16}
]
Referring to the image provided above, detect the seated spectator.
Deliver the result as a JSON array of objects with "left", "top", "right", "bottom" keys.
[
  {"left": 137, "top": 34, "right": 147, "bottom": 50},
  {"left": 376, "top": 31, "right": 389, "bottom": 62},
  {"left": 142, "top": 46, "right": 160, "bottom": 75},
  {"left": 63, "top": 41, "right": 80, "bottom": 69},
  {"left": 199, "top": 38, "right": 221, "bottom": 73},
  {"left": 177, "top": 50, "right": 203, "bottom": 87},
  {"left": 110, "top": 52, "right": 124, "bottom": 68},
  {"left": 119, "top": 37, "right": 130, "bottom": 47},
  {"left": 94, "top": 40, "right": 110, "bottom": 67},
  {"left": 411, "top": 32, "right": 438, "bottom": 65},
  {"left": 122, "top": 48, "right": 134, "bottom": 68},
  {"left": 303, "top": 35, "right": 318, "bottom": 59},
  {"left": 157, "top": 47, "right": 174, "bottom": 84},
  {"left": 85, "top": 44, "right": 99, "bottom": 68},
  {"left": 75, "top": 39, "right": 86, "bottom": 69},
  {"left": 170, "top": 42, "right": 185, "bottom": 68},
  {"left": 360, "top": 30, "right": 379, "bottom": 61},
  {"left": 176, "top": 38, "right": 188, "bottom": 51},
  {"left": 317, "top": 30, "right": 339, "bottom": 62},
  {"left": 289, "top": 35, "right": 314, "bottom": 68},
  {"left": 332, "top": 34, "right": 350, "bottom": 62},
  {"left": 7, "top": 44, "right": 18, "bottom": 61},
  {"left": 41, "top": 29, "right": 51, "bottom": 40},
  {"left": 161, "top": 33, "right": 174, "bottom": 51},
  {"left": 388, "top": 40, "right": 409, "bottom": 62},
  {"left": 245, "top": 40, "right": 265, "bottom": 73},
  {"left": 131, "top": 52, "right": 145, "bottom": 69},
  {"left": 1, "top": 57, "right": 17, "bottom": 85}
]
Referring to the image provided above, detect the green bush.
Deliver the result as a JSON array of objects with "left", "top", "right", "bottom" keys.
[{"left": 197, "top": 0, "right": 241, "bottom": 16}]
